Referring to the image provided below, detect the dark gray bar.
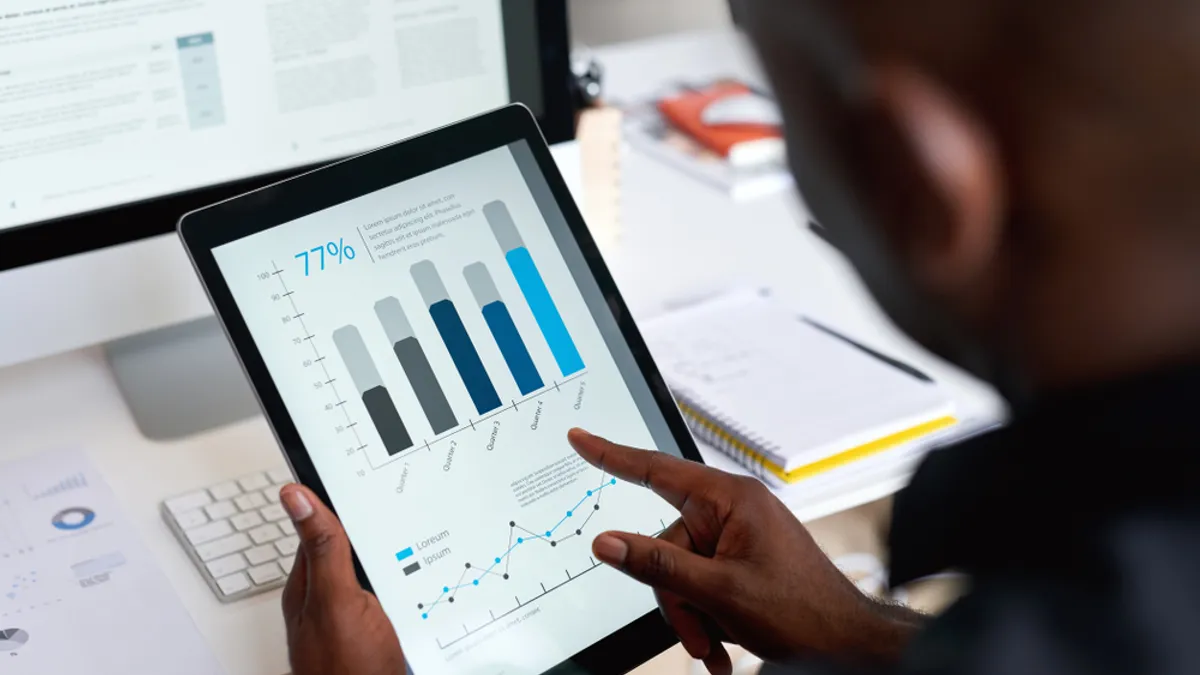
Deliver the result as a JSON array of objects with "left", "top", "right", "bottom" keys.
[
  {"left": 403, "top": 561, "right": 422, "bottom": 576},
  {"left": 483, "top": 201, "right": 525, "bottom": 252},
  {"left": 363, "top": 386, "right": 414, "bottom": 456},
  {"left": 412, "top": 260, "right": 450, "bottom": 306},
  {"left": 333, "top": 326, "right": 413, "bottom": 455},
  {"left": 374, "top": 297, "right": 458, "bottom": 435},
  {"left": 393, "top": 338, "right": 457, "bottom": 434},
  {"left": 463, "top": 262, "right": 502, "bottom": 309}
]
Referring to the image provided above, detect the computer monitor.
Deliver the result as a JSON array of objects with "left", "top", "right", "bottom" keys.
[
  {"left": 0, "top": 0, "right": 574, "bottom": 269},
  {"left": 0, "top": 0, "right": 575, "bottom": 372}
]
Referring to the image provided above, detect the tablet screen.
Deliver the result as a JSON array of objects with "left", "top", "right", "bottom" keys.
[{"left": 212, "top": 140, "right": 683, "bottom": 675}]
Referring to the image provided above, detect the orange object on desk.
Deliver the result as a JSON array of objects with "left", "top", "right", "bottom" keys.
[{"left": 656, "top": 82, "right": 782, "bottom": 161}]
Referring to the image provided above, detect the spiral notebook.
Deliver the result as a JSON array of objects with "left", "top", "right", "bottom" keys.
[{"left": 642, "top": 291, "right": 958, "bottom": 486}]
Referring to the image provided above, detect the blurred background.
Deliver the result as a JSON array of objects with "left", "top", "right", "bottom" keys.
[{"left": 570, "top": 0, "right": 733, "bottom": 45}]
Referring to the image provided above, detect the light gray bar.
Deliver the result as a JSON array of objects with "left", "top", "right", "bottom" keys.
[
  {"left": 483, "top": 200, "right": 525, "bottom": 252},
  {"left": 374, "top": 297, "right": 415, "bottom": 343},
  {"left": 463, "top": 262, "right": 501, "bottom": 309},
  {"left": 332, "top": 326, "right": 384, "bottom": 394},
  {"left": 411, "top": 260, "right": 450, "bottom": 306}
]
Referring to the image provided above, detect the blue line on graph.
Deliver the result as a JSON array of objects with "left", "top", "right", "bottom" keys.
[{"left": 418, "top": 474, "right": 618, "bottom": 620}]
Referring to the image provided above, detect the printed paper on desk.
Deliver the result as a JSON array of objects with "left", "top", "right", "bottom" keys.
[{"left": 0, "top": 448, "right": 225, "bottom": 674}]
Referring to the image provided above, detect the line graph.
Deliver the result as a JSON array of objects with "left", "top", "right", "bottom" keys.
[{"left": 418, "top": 472, "right": 619, "bottom": 620}]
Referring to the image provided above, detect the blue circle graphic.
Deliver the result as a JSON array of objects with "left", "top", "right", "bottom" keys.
[{"left": 51, "top": 507, "right": 95, "bottom": 531}]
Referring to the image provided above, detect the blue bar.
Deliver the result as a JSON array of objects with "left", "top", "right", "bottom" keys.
[
  {"left": 396, "top": 547, "right": 414, "bottom": 562},
  {"left": 505, "top": 247, "right": 585, "bottom": 376},
  {"left": 482, "top": 301, "right": 544, "bottom": 395},
  {"left": 429, "top": 300, "right": 502, "bottom": 414}
]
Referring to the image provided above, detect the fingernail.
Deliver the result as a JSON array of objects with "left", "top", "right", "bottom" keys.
[
  {"left": 593, "top": 534, "right": 629, "bottom": 566},
  {"left": 281, "top": 487, "right": 314, "bottom": 521}
]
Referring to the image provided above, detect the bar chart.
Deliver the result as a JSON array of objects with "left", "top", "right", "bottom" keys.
[
  {"left": 252, "top": 191, "right": 596, "bottom": 469},
  {"left": 319, "top": 202, "right": 595, "bottom": 460},
  {"left": 484, "top": 201, "right": 586, "bottom": 377}
]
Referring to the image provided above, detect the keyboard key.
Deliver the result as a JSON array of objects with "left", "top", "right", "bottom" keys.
[
  {"left": 245, "top": 545, "right": 278, "bottom": 566},
  {"left": 238, "top": 472, "right": 271, "bottom": 492},
  {"left": 186, "top": 520, "right": 235, "bottom": 546},
  {"left": 166, "top": 490, "right": 213, "bottom": 515},
  {"left": 205, "top": 500, "right": 238, "bottom": 521},
  {"left": 217, "top": 572, "right": 252, "bottom": 596},
  {"left": 265, "top": 489, "right": 282, "bottom": 504},
  {"left": 278, "top": 519, "right": 296, "bottom": 536},
  {"left": 260, "top": 504, "right": 288, "bottom": 522},
  {"left": 268, "top": 468, "right": 293, "bottom": 484},
  {"left": 174, "top": 509, "right": 208, "bottom": 530},
  {"left": 249, "top": 562, "right": 284, "bottom": 586},
  {"left": 249, "top": 523, "right": 283, "bottom": 545},
  {"left": 235, "top": 493, "right": 268, "bottom": 512},
  {"left": 206, "top": 553, "right": 248, "bottom": 578},
  {"left": 279, "top": 554, "right": 295, "bottom": 575},
  {"left": 209, "top": 481, "right": 242, "bottom": 501},
  {"left": 196, "top": 532, "right": 252, "bottom": 562},
  {"left": 275, "top": 535, "right": 300, "bottom": 557},
  {"left": 231, "top": 511, "right": 264, "bottom": 531}
]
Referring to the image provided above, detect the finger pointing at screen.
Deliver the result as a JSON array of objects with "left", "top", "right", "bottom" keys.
[{"left": 566, "top": 429, "right": 922, "bottom": 670}]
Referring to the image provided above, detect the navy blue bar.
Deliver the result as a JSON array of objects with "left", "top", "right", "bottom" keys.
[
  {"left": 429, "top": 300, "right": 502, "bottom": 414},
  {"left": 482, "top": 301, "right": 544, "bottom": 395}
]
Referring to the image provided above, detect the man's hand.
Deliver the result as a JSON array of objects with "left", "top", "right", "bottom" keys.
[
  {"left": 568, "top": 429, "right": 923, "bottom": 673},
  {"left": 280, "top": 484, "right": 405, "bottom": 675}
]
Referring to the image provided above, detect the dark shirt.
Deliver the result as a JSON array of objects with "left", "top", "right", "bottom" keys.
[{"left": 772, "top": 365, "right": 1200, "bottom": 674}]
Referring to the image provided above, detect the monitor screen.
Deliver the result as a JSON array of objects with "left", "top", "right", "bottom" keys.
[{"left": 0, "top": 0, "right": 549, "bottom": 233}]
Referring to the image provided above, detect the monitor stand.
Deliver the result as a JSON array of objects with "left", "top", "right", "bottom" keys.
[{"left": 106, "top": 316, "right": 261, "bottom": 441}]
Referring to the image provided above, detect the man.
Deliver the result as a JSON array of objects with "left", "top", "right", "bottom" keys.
[{"left": 275, "top": 0, "right": 1200, "bottom": 673}]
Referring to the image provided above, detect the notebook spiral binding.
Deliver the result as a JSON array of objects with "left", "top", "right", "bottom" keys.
[{"left": 672, "top": 388, "right": 781, "bottom": 481}]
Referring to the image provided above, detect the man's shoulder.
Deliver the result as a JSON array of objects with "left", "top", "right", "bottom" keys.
[
  {"left": 768, "top": 510, "right": 1200, "bottom": 675},
  {"left": 912, "top": 509, "right": 1200, "bottom": 674}
]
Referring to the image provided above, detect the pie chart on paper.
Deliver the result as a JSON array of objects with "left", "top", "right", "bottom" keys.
[{"left": 0, "top": 628, "right": 29, "bottom": 651}]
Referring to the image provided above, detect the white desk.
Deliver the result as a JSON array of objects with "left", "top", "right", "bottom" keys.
[{"left": 0, "top": 29, "right": 1003, "bottom": 675}]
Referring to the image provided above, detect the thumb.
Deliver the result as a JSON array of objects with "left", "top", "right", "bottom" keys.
[
  {"left": 280, "top": 484, "right": 360, "bottom": 605},
  {"left": 593, "top": 531, "right": 728, "bottom": 611}
]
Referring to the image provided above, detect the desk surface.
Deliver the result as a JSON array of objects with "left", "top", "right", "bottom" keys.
[{"left": 0, "top": 29, "right": 1004, "bottom": 675}]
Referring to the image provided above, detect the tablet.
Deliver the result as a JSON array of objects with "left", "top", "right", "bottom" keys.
[{"left": 179, "top": 104, "right": 704, "bottom": 675}]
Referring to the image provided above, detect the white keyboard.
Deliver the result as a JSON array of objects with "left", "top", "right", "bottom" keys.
[{"left": 162, "top": 467, "right": 299, "bottom": 603}]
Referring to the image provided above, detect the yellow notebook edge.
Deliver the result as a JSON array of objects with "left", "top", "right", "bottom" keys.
[{"left": 678, "top": 401, "right": 958, "bottom": 485}]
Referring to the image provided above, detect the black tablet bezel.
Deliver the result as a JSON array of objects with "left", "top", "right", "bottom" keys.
[
  {"left": 0, "top": 0, "right": 575, "bottom": 272},
  {"left": 179, "top": 104, "right": 703, "bottom": 675}
]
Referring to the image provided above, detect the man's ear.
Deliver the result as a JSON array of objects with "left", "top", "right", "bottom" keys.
[{"left": 857, "top": 63, "right": 1005, "bottom": 296}]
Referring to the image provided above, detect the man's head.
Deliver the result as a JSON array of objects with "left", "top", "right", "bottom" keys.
[{"left": 739, "top": 0, "right": 1200, "bottom": 391}]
